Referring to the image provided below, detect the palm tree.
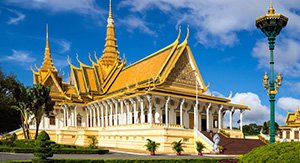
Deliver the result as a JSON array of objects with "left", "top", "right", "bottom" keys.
[
  {"left": 11, "top": 85, "right": 31, "bottom": 139},
  {"left": 145, "top": 139, "right": 160, "bottom": 155},
  {"left": 195, "top": 141, "right": 205, "bottom": 155},
  {"left": 28, "top": 84, "right": 54, "bottom": 139},
  {"left": 172, "top": 140, "right": 184, "bottom": 155},
  {"left": 11, "top": 102, "right": 31, "bottom": 139}
]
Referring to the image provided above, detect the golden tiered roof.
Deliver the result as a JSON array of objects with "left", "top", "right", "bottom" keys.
[
  {"left": 284, "top": 109, "right": 300, "bottom": 127},
  {"left": 32, "top": 1, "right": 250, "bottom": 111}
]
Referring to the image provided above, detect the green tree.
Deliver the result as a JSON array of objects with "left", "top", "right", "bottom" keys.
[
  {"left": 28, "top": 84, "right": 55, "bottom": 139},
  {"left": 0, "top": 68, "right": 23, "bottom": 133},
  {"left": 243, "top": 123, "right": 262, "bottom": 136},
  {"left": 33, "top": 130, "right": 53, "bottom": 162},
  {"left": 11, "top": 86, "right": 31, "bottom": 139},
  {"left": 89, "top": 136, "right": 98, "bottom": 149},
  {"left": 171, "top": 140, "right": 185, "bottom": 155},
  {"left": 262, "top": 121, "right": 279, "bottom": 135}
]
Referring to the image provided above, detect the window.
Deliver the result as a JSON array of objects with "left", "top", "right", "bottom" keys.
[
  {"left": 286, "top": 131, "right": 290, "bottom": 139},
  {"left": 77, "top": 114, "right": 82, "bottom": 127},
  {"left": 213, "top": 116, "right": 218, "bottom": 128},
  {"left": 49, "top": 116, "right": 55, "bottom": 125},
  {"left": 295, "top": 131, "right": 299, "bottom": 139}
]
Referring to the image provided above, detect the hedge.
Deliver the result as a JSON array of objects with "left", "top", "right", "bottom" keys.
[
  {"left": 0, "top": 147, "right": 34, "bottom": 153},
  {"left": 8, "top": 158, "right": 226, "bottom": 163},
  {"left": 52, "top": 148, "right": 109, "bottom": 154},
  {"left": 0, "top": 146, "right": 108, "bottom": 154},
  {"left": 240, "top": 142, "right": 300, "bottom": 163}
]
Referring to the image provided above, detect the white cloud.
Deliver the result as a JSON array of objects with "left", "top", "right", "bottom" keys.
[
  {"left": 120, "top": 1, "right": 300, "bottom": 47},
  {"left": 5, "top": 0, "right": 104, "bottom": 19},
  {"left": 0, "top": 49, "right": 36, "bottom": 64},
  {"left": 226, "top": 92, "right": 286, "bottom": 126},
  {"left": 119, "top": 15, "right": 157, "bottom": 36},
  {"left": 6, "top": 9, "right": 25, "bottom": 25},
  {"left": 231, "top": 92, "right": 269, "bottom": 125},
  {"left": 55, "top": 39, "right": 71, "bottom": 53},
  {"left": 252, "top": 38, "right": 300, "bottom": 77},
  {"left": 277, "top": 97, "right": 300, "bottom": 112},
  {"left": 120, "top": 0, "right": 267, "bottom": 47}
]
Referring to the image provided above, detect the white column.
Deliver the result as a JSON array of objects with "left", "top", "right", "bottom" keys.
[
  {"left": 113, "top": 99, "right": 118, "bottom": 125},
  {"left": 206, "top": 103, "right": 211, "bottom": 131},
  {"left": 137, "top": 97, "right": 145, "bottom": 124},
  {"left": 108, "top": 101, "right": 113, "bottom": 126},
  {"left": 194, "top": 102, "right": 199, "bottom": 130},
  {"left": 99, "top": 103, "right": 104, "bottom": 127},
  {"left": 92, "top": 106, "right": 96, "bottom": 127},
  {"left": 165, "top": 96, "right": 170, "bottom": 125},
  {"left": 240, "top": 109, "right": 244, "bottom": 131},
  {"left": 180, "top": 99, "right": 185, "bottom": 127},
  {"left": 230, "top": 107, "right": 234, "bottom": 130},
  {"left": 119, "top": 99, "right": 124, "bottom": 125},
  {"left": 218, "top": 105, "right": 223, "bottom": 130},
  {"left": 74, "top": 106, "right": 77, "bottom": 127},
  {"left": 63, "top": 106, "right": 66, "bottom": 127},
  {"left": 147, "top": 95, "right": 153, "bottom": 125},
  {"left": 130, "top": 99, "right": 138, "bottom": 124},
  {"left": 66, "top": 106, "right": 69, "bottom": 126},
  {"left": 124, "top": 100, "right": 130, "bottom": 125},
  {"left": 89, "top": 107, "right": 93, "bottom": 127},
  {"left": 86, "top": 108, "right": 89, "bottom": 127},
  {"left": 103, "top": 102, "right": 108, "bottom": 127}
]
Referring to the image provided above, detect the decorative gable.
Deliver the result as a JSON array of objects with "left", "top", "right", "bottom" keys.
[{"left": 165, "top": 49, "right": 196, "bottom": 89}]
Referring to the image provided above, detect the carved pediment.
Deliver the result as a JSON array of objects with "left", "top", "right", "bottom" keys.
[
  {"left": 44, "top": 75, "right": 61, "bottom": 94},
  {"left": 165, "top": 50, "right": 196, "bottom": 88}
]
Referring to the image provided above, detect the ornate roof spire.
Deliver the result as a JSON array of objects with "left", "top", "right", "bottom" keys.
[
  {"left": 100, "top": 0, "right": 120, "bottom": 66},
  {"left": 268, "top": 0, "right": 275, "bottom": 14},
  {"left": 41, "top": 24, "right": 56, "bottom": 71}
]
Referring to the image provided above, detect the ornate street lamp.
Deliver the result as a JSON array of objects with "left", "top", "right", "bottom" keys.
[{"left": 256, "top": 1, "right": 288, "bottom": 144}]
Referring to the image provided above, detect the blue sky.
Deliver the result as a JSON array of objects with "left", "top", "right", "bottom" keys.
[{"left": 1, "top": 0, "right": 300, "bottom": 126}]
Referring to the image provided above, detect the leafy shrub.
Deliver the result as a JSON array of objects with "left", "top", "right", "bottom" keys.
[
  {"left": 33, "top": 131, "right": 53, "bottom": 162},
  {"left": 14, "top": 139, "right": 36, "bottom": 148},
  {"left": 0, "top": 146, "right": 34, "bottom": 153},
  {"left": 195, "top": 141, "right": 205, "bottom": 153},
  {"left": 171, "top": 140, "right": 184, "bottom": 154},
  {"left": 89, "top": 136, "right": 98, "bottom": 149},
  {"left": 240, "top": 142, "right": 300, "bottom": 163},
  {"left": 52, "top": 148, "right": 108, "bottom": 154},
  {"left": 144, "top": 139, "right": 160, "bottom": 153}
]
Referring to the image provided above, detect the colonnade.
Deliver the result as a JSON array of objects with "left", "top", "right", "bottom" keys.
[{"left": 59, "top": 95, "right": 245, "bottom": 132}]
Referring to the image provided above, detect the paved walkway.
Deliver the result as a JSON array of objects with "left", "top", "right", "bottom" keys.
[{"left": 0, "top": 151, "right": 237, "bottom": 162}]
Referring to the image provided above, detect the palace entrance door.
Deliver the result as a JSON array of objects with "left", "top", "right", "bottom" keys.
[{"left": 201, "top": 117, "right": 207, "bottom": 131}]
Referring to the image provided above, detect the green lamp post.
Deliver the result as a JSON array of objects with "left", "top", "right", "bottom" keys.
[{"left": 256, "top": 2, "right": 288, "bottom": 144}]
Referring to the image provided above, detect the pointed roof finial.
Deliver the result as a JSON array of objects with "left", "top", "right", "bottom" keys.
[
  {"left": 176, "top": 26, "right": 181, "bottom": 42},
  {"left": 268, "top": 0, "right": 275, "bottom": 14},
  {"left": 183, "top": 25, "right": 190, "bottom": 44},
  {"left": 46, "top": 23, "right": 49, "bottom": 50},
  {"left": 109, "top": 0, "right": 113, "bottom": 19},
  {"left": 40, "top": 23, "right": 56, "bottom": 71}
]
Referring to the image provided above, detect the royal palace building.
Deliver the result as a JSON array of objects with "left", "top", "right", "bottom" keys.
[
  {"left": 279, "top": 109, "right": 300, "bottom": 142},
  {"left": 19, "top": 1, "right": 251, "bottom": 153}
]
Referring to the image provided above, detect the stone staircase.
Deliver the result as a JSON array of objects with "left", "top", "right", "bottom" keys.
[{"left": 201, "top": 131, "right": 266, "bottom": 154}]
